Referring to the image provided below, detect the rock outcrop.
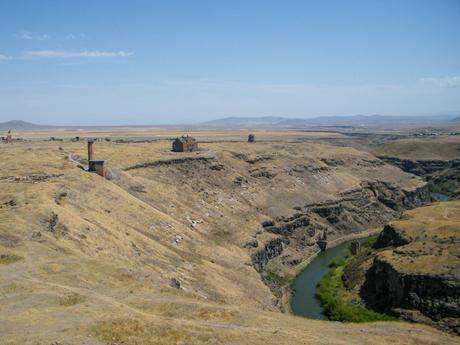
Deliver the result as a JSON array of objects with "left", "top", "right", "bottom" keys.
[
  {"left": 379, "top": 156, "right": 460, "bottom": 198},
  {"left": 360, "top": 201, "right": 460, "bottom": 334},
  {"left": 252, "top": 181, "right": 430, "bottom": 274},
  {"left": 378, "top": 157, "right": 460, "bottom": 176},
  {"left": 251, "top": 237, "right": 287, "bottom": 272}
]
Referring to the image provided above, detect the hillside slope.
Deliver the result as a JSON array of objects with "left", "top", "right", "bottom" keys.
[
  {"left": 343, "top": 201, "right": 460, "bottom": 334},
  {"left": 0, "top": 140, "right": 456, "bottom": 344}
]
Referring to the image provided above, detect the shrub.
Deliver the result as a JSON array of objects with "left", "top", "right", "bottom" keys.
[
  {"left": 316, "top": 251, "right": 396, "bottom": 322},
  {"left": 59, "top": 292, "right": 85, "bottom": 306},
  {"left": 265, "top": 270, "right": 292, "bottom": 286},
  {"left": 0, "top": 253, "right": 22, "bottom": 265}
]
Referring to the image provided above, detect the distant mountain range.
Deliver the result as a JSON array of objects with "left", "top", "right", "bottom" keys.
[
  {"left": 0, "top": 113, "right": 458, "bottom": 130},
  {"left": 200, "top": 114, "right": 459, "bottom": 128}
]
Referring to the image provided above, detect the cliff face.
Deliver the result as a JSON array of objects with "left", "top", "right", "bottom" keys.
[
  {"left": 378, "top": 157, "right": 460, "bottom": 176},
  {"left": 363, "top": 256, "right": 460, "bottom": 322},
  {"left": 250, "top": 181, "right": 430, "bottom": 276},
  {"left": 378, "top": 157, "right": 460, "bottom": 198},
  {"left": 360, "top": 201, "right": 460, "bottom": 334}
]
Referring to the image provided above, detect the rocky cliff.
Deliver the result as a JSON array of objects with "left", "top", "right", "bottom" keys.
[
  {"left": 377, "top": 157, "right": 460, "bottom": 198},
  {"left": 360, "top": 201, "right": 460, "bottom": 334},
  {"left": 251, "top": 180, "right": 430, "bottom": 279},
  {"left": 378, "top": 157, "right": 460, "bottom": 176}
]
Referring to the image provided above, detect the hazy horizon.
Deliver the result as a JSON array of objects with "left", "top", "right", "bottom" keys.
[
  {"left": 1, "top": 112, "right": 459, "bottom": 128},
  {"left": 1, "top": 0, "right": 459, "bottom": 125}
]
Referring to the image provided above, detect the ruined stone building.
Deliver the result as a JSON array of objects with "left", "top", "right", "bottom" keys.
[
  {"left": 3, "top": 130, "right": 12, "bottom": 143},
  {"left": 172, "top": 136, "right": 198, "bottom": 152}
]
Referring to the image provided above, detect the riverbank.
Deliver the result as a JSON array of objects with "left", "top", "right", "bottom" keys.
[
  {"left": 315, "top": 237, "right": 397, "bottom": 322},
  {"left": 279, "top": 227, "right": 383, "bottom": 314}
]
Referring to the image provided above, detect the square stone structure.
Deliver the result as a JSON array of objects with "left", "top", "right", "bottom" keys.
[
  {"left": 172, "top": 136, "right": 198, "bottom": 152},
  {"left": 89, "top": 160, "right": 106, "bottom": 177}
]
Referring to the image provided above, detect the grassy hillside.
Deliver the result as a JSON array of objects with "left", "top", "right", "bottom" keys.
[
  {"left": 372, "top": 136, "right": 460, "bottom": 161},
  {"left": 0, "top": 136, "right": 456, "bottom": 344}
]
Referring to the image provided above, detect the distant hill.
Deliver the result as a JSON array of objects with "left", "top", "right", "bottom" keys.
[
  {"left": 200, "top": 114, "right": 458, "bottom": 128},
  {"left": 0, "top": 120, "right": 53, "bottom": 131},
  {"left": 202, "top": 116, "right": 288, "bottom": 127}
]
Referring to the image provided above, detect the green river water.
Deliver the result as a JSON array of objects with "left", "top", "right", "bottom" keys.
[{"left": 290, "top": 240, "right": 353, "bottom": 319}]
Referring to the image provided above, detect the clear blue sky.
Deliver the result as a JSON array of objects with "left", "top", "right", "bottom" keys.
[{"left": 0, "top": 0, "right": 459, "bottom": 125}]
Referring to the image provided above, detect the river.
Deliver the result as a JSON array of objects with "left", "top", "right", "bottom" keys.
[
  {"left": 290, "top": 240, "right": 353, "bottom": 319},
  {"left": 430, "top": 192, "right": 449, "bottom": 201}
]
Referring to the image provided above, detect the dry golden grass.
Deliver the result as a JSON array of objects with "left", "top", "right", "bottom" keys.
[
  {"left": 11, "top": 126, "right": 345, "bottom": 142},
  {"left": 59, "top": 292, "right": 85, "bottom": 306},
  {"left": 379, "top": 200, "right": 460, "bottom": 275},
  {"left": 372, "top": 135, "right": 460, "bottom": 160},
  {"left": 0, "top": 253, "right": 22, "bottom": 265},
  {"left": 0, "top": 130, "right": 456, "bottom": 345}
]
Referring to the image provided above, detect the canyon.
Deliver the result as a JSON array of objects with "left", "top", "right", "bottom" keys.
[{"left": 0, "top": 128, "right": 458, "bottom": 344}]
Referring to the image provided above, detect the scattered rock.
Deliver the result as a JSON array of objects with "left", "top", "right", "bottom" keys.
[
  {"left": 233, "top": 176, "right": 248, "bottom": 185},
  {"left": 129, "top": 183, "right": 146, "bottom": 193},
  {"left": 0, "top": 234, "right": 20, "bottom": 247},
  {"left": 123, "top": 156, "right": 215, "bottom": 171},
  {"left": 105, "top": 168, "right": 119, "bottom": 180},
  {"left": 249, "top": 168, "right": 277, "bottom": 179},
  {"left": 210, "top": 163, "right": 225, "bottom": 171},
  {"left": 0, "top": 174, "right": 63, "bottom": 183},
  {"left": 321, "top": 158, "right": 345, "bottom": 167},
  {"left": 186, "top": 216, "right": 203, "bottom": 228},
  {"left": 174, "top": 235, "right": 183, "bottom": 244},
  {"left": 281, "top": 255, "right": 301, "bottom": 266},
  {"left": 0, "top": 200, "right": 16, "bottom": 208},
  {"left": 54, "top": 191, "right": 67, "bottom": 205},
  {"left": 243, "top": 239, "right": 258, "bottom": 248},
  {"left": 48, "top": 213, "right": 59, "bottom": 232},
  {"left": 28, "top": 231, "right": 42, "bottom": 241},
  {"left": 170, "top": 278, "right": 181, "bottom": 289},
  {"left": 245, "top": 155, "right": 273, "bottom": 164},
  {"left": 261, "top": 220, "right": 275, "bottom": 228}
]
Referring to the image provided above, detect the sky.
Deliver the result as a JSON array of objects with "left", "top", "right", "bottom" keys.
[{"left": 0, "top": 0, "right": 459, "bottom": 125}]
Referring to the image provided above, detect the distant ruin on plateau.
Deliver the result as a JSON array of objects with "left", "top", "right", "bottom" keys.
[{"left": 172, "top": 135, "right": 198, "bottom": 152}]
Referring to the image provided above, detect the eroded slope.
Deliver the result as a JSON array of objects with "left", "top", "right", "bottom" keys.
[
  {"left": 0, "top": 139, "right": 455, "bottom": 345},
  {"left": 361, "top": 201, "right": 460, "bottom": 333}
]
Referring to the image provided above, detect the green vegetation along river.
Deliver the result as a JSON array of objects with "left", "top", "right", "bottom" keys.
[{"left": 290, "top": 240, "right": 353, "bottom": 319}]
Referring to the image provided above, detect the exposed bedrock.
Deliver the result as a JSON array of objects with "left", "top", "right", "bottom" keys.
[
  {"left": 379, "top": 156, "right": 460, "bottom": 198},
  {"left": 362, "top": 256, "right": 460, "bottom": 334},
  {"left": 373, "top": 224, "right": 411, "bottom": 248},
  {"left": 360, "top": 201, "right": 460, "bottom": 334},
  {"left": 363, "top": 257, "right": 460, "bottom": 318},
  {"left": 251, "top": 237, "right": 288, "bottom": 272},
  {"left": 378, "top": 157, "right": 460, "bottom": 176},
  {"left": 251, "top": 181, "right": 431, "bottom": 273},
  {"left": 123, "top": 156, "right": 216, "bottom": 171}
]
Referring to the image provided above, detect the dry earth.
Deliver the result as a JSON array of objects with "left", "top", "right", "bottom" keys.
[{"left": 0, "top": 130, "right": 458, "bottom": 345}]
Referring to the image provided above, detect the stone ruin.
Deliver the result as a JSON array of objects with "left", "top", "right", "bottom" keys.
[
  {"left": 172, "top": 135, "right": 198, "bottom": 152},
  {"left": 2, "top": 130, "right": 12, "bottom": 143},
  {"left": 87, "top": 140, "right": 106, "bottom": 177}
]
